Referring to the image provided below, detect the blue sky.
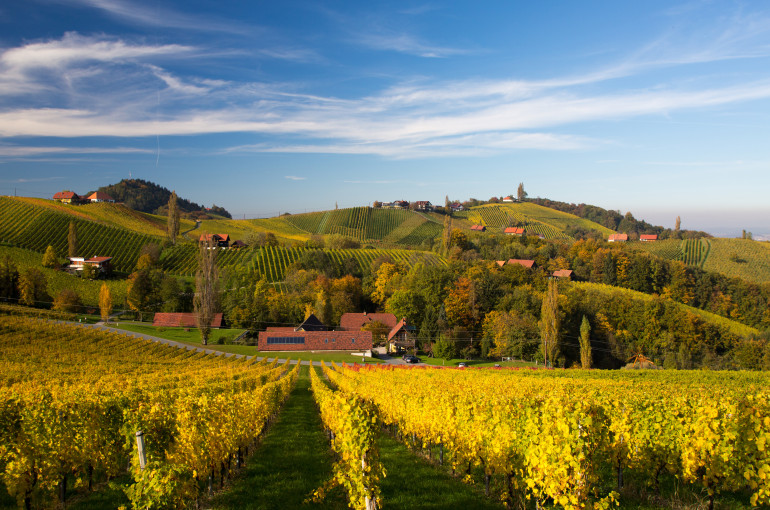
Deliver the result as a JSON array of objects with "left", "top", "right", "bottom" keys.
[{"left": 1, "top": 1, "right": 769, "bottom": 236}]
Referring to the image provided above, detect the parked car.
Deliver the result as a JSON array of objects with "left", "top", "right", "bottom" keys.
[
  {"left": 457, "top": 362, "right": 467, "bottom": 368},
  {"left": 404, "top": 355, "right": 421, "bottom": 364}
]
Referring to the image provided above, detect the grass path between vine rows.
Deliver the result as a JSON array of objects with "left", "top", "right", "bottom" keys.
[{"left": 211, "top": 365, "right": 505, "bottom": 510}]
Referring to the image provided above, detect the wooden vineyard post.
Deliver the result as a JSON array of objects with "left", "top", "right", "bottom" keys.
[
  {"left": 362, "top": 452, "right": 378, "bottom": 510},
  {"left": 136, "top": 430, "right": 147, "bottom": 470}
]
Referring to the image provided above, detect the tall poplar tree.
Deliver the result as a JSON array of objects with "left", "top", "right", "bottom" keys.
[
  {"left": 579, "top": 315, "right": 592, "bottom": 369},
  {"left": 167, "top": 190, "right": 180, "bottom": 245},
  {"left": 517, "top": 182, "right": 527, "bottom": 201},
  {"left": 539, "top": 279, "right": 560, "bottom": 367},
  {"left": 99, "top": 283, "right": 113, "bottom": 322},
  {"left": 194, "top": 239, "right": 219, "bottom": 345},
  {"left": 68, "top": 221, "right": 78, "bottom": 258}
]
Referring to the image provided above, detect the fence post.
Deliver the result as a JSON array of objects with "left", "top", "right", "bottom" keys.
[{"left": 136, "top": 431, "right": 147, "bottom": 470}]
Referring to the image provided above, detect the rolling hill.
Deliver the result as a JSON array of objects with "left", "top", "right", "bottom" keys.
[{"left": 631, "top": 237, "right": 770, "bottom": 284}]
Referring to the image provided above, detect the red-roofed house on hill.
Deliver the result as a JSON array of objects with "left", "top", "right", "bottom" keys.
[
  {"left": 608, "top": 234, "right": 628, "bottom": 242},
  {"left": 507, "top": 259, "right": 536, "bottom": 269},
  {"left": 412, "top": 201, "right": 433, "bottom": 211},
  {"left": 53, "top": 191, "right": 80, "bottom": 204},
  {"left": 86, "top": 191, "right": 115, "bottom": 203},
  {"left": 153, "top": 312, "right": 224, "bottom": 328},
  {"left": 470, "top": 225, "right": 486, "bottom": 232},
  {"left": 503, "top": 227, "right": 524, "bottom": 235},
  {"left": 553, "top": 269, "right": 574, "bottom": 279},
  {"left": 340, "top": 312, "right": 399, "bottom": 331},
  {"left": 199, "top": 233, "right": 230, "bottom": 248},
  {"left": 68, "top": 256, "right": 113, "bottom": 274},
  {"left": 502, "top": 195, "right": 515, "bottom": 202},
  {"left": 640, "top": 234, "right": 658, "bottom": 242},
  {"left": 387, "top": 318, "right": 415, "bottom": 353}
]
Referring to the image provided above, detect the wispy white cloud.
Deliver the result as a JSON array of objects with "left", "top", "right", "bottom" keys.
[
  {"left": 59, "top": 0, "right": 254, "bottom": 34},
  {"left": 0, "top": 145, "right": 153, "bottom": 157},
  {"left": 355, "top": 32, "right": 471, "bottom": 58},
  {"left": 2, "top": 16, "right": 770, "bottom": 159},
  {"left": 285, "top": 175, "right": 306, "bottom": 181}
]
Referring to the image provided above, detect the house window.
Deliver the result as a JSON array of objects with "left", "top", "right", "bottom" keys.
[
  {"left": 324, "top": 339, "right": 328, "bottom": 344},
  {"left": 351, "top": 338, "right": 355, "bottom": 343},
  {"left": 266, "top": 336, "right": 305, "bottom": 345}
]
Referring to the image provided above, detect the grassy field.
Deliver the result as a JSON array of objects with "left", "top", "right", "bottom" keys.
[
  {"left": 702, "top": 238, "right": 770, "bottom": 283},
  {"left": 0, "top": 244, "right": 129, "bottom": 308},
  {"left": 632, "top": 237, "right": 770, "bottom": 284},
  {"left": 0, "top": 197, "right": 160, "bottom": 273},
  {"left": 572, "top": 281, "right": 760, "bottom": 337},
  {"left": 159, "top": 244, "right": 446, "bottom": 278},
  {"left": 462, "top": 202, "right": 614, "bottom": 240}
]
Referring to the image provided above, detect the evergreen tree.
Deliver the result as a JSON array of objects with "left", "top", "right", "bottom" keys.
[
  {"left": 579, "top": 315, "right": 592, "bottom": 369},
  {"left": 194, "top": 239, "right": 219, "bottom": 345},
  {"left": 67, "top": 221, "right": 78, "bottom": 258},
  {"left": 539, "top": 279, "right": 559, "bottom": 367},
  {"left": 167, "top": 190, "right": 180, "bottom": 245}
]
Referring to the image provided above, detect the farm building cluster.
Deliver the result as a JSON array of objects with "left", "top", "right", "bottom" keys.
[
  {"left": 53, "top": 191, "right": 116, "bottom": 204},
  {"left": 257, "top": 312, "right": 415, "bottom": 353}
]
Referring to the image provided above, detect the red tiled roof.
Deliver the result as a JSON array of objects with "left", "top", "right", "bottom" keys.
[
  {"left": 266, "top": 327, "right": 296, "bottom": 332},
  {"left": 608, "top": 234, "right": 628, "bottom": 242},
  {"left": 199, "top": 233, "right": 231, "bottom": 242},
  {"left": 640, "top": 234, "right": 658, "bottom": 241},
  {"left": 470, "top": 225, "right": 486, "bottom": 231},
  {"left": 504, "top": 227, "right": 524, "bottom": 234},
  {"left": 340, "top": 312, "right": 398, "bottom": 331},
  {"left": 87, "top": 191, "right": 114, "bottom": 201},
  {"left": 495, "top": 260, "right": 506, "bottom": 267},
  {"left": 503, "top": 196, "right": 514, "bottom": 201},
  {"left": 507, "top": 259, "right": 535, "bottom": 268},
  {"left": 85, "top": 256, "right": 112, "bottom": 263},
  {"left": 53, "top": 191, "right": 79, "bottom": 200},
  {"left": 387, "top": 318, "right": 414, "bottom": 341},
  {"left": 153, "top": 312, "right": 223, "bottom": 328},
  {"left": 553, "top": 269, "right": 573, "bottom": 278}
]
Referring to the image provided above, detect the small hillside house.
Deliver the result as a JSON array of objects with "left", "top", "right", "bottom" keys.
[
  {"left": 387, "top": 318, "right": 416, "bottom": 353},
  {"left": 86, "top": 191, "right": 115, "bottom": 203},
  {"left": 502, "top": 196, "right": 515, "bottom": 202},
  {"left": 412, "top": 201, "right": 433, "bottom": 211},
  {"left": 153, "top": 312, "right": 224, "bottom": 329},
  {"left": 553, "top": 269, "right": 574, "bottom": 279},
  {"left": 53, "top": 191, "right": 80, "bottom": 204},
  {"left": 640, "top": 234, "right": 658, "bottom": 242},
  {"left": 68, "top": 256, "right": 113, "bottom": 274},
  {"left": 340, "top": 312, "right": 399, "bottom": 331},
  {"left": 199, "top": 233, "right": 231, "bottom": 248},
  {"left": 503, "top": 227, "right": 524, "bottom": 235},
  {"left": 608, "top": 234, "right": 628, "bottom": 242},
  {"left": 470, "top": 225, "right": 486, "bottom": 232},
  {"left": 506, "top": 259, "right": 536, "bottom": 269}
]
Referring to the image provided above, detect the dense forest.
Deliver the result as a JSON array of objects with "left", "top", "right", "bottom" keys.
[
  {"left": 97, "top": 179, "right": 231, "bottom": 218},
  {"left": 214, "top": 232, "right": 770, "bottom": 370}
]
